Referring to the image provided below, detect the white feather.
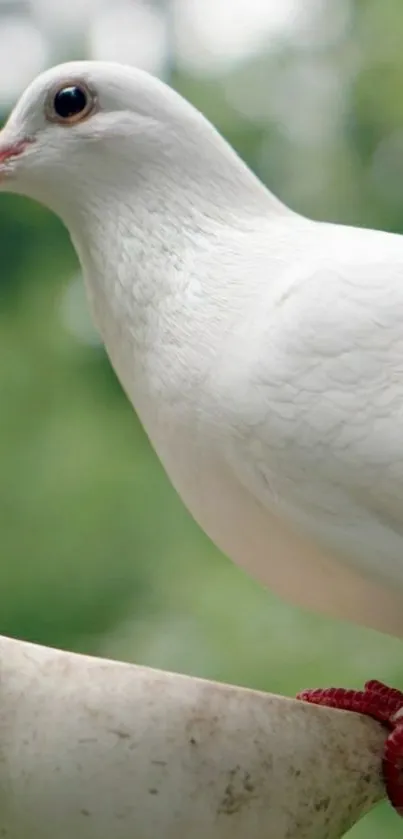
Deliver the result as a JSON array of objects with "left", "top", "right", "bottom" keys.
[{"left": 3, "top": 60, "right": 403, "bottom": 635}]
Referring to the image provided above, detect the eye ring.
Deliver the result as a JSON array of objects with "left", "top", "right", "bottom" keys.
[{"left": 45, "top": 80, "right": 96, "bottom": 126}]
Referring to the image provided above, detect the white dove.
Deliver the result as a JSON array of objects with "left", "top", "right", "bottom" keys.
[{"left": 1, "top": 60, "right": 403, "bottom": 811}]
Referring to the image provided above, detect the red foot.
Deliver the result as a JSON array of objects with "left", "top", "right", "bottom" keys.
[{"left": 296, "top": 680, "right": 403, "bottom": 817}]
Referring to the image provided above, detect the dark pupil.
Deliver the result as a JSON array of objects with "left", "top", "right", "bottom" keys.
[{"left": 53, "top": 86, "right": 87, "bottom": 119}]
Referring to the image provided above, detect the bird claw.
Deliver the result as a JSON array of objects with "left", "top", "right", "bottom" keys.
[{"left": 296, "top": 680, "right": 403, "bottom": 817}]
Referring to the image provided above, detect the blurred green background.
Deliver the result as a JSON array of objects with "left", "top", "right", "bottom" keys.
[{"left": 1, "top": 0, "right": 403, "bottom": 835}]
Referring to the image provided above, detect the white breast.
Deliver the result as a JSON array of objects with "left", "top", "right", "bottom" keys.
[
  {"left": 147, "top": 414, "right": 403, "bottom": 638},
  {"left": 80, "top": 207, "right": 403, "bottom": 639}
]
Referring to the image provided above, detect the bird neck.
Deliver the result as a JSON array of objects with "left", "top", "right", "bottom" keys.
[
  {"left": 64, "top": 141, "right": 277, "bottom": 333},
  {"left": 60, "top": 142, "right": 291, "bottom": 428},
  {"left": 69, "top": 180, "right": 248, "bottom": 351},
  {"left": 65, "top": 195, "right": 232, "bottom": 422}
]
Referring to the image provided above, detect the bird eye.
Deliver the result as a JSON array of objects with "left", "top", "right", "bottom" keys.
[{"left": 46, "top": 82, "right": 95, "bottom": 125}]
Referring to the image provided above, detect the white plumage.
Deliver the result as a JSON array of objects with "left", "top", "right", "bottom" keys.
[{"left": 2, "top": 60, "right": 403, "bottom": 636}]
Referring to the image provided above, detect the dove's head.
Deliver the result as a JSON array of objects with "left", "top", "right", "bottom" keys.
[
  {"left": 0, "top": 60, "right": 215, "bottom": 221},
  {"left": 0, "top": 59, "right": 269, "bottom": 234}
]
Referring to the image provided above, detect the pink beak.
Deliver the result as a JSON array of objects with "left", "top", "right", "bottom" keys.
[{"left": 0, "top": 137, "right": 32, "bottom": 165}]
